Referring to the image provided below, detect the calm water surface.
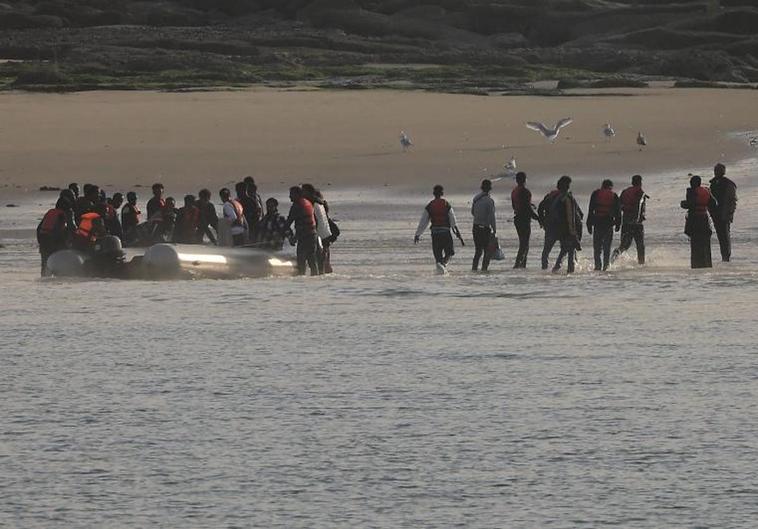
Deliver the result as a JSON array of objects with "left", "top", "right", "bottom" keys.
[{"left": 2, "top": 161, "right": 758, "bottom": 528}]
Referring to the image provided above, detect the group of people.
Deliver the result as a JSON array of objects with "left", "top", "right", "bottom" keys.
[
  {"left": 415, "top": 163, "right": 738, "bottom": 273},
  {"left": 36, "top": 178, "right": 340, "bottom": 276}
]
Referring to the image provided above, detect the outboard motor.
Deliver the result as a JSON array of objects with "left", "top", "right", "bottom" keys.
[{"left": 88, "top": 236, "right": 128, "bottom": 277}]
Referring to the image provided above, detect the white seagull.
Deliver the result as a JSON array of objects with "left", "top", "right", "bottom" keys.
[
  {"left": 750, "top": 136, "right": 757, "bottom": 148},
  {"left": 525, "top": 118, "right": 573, "bottom": 142},
  {"left": 603, "top": 123, "right": 615, "bottom": 141},
  {"left": 400, "top": 130, "right": 413, "bottom": 151},
  {"left": 504, "top": 156, "right": 517, "bottom": 178},
  {"left": 637, "top": 132, "right": 647, "bottom": 150}
]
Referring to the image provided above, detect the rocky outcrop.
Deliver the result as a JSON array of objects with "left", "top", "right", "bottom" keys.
[{"left": 1, "top": 0, "right": 757, "bottom": 90}]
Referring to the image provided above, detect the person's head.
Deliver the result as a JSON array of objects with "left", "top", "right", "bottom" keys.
[
  {"left": 55, "top": 197, "right": 72, "bottom": 210},
  {"left": 289, "top": 186, "right": 303, "bottom": 202},
  {"left": 631, "top": 174, "right": 642, "bottom": 187},
  {"left": 151, "top": 183, "right": 164, "bottom": 198},
  {"left": 82, "top": 184, "right": 94, "bottom": 199},
  {"left": 235, "top": 181, "right": 247, "bottom": 199},
  {"left": 198, "top": 188, "right": 211, "bottom": 202},
  {"left": 602, "top": 179, "right": 613, "bottom": 190},
  {"left": 184, "top": 194, "right": 196, "bottom": 208},
  {"left": 481, "top": 179, "right": 492, "bottom": 193},
  {"left": 59, "top": 188, "right": 75, "bottom": 206},
  {"left": 99, "top": 189, "right": 107, "bottom": 204},
  {"left": 110, "top": 193, "right": 124, "bottom": 209},
  {"left": 266, "top": 197, "right": 278, "bottom": 215},
  {"left": 690, "top": 175, "right": 702, "bottom": 188},
  {"left": 244, "top": 176, "right": 257, "bottom": 193},
  {"left": 301, "top": 183, "right": 317, "bottom": 200},
  {"left": 165, "top": 197, "right": 176, "bottom": 210},
  {"left": 433, "top": 184, "right": 444, "bottom": 198},
  {"left": 86, "top": 184, "right": 100, "bottom": 201},
  {"left": 515, "top": 171, "right": 526, "bottom": 185},
  {"left": 557, "top": 176, "right": 571, "bottom": 192},
  {"left": 219, "top": 188, "right": 231, "bottom": 202},
  {"left": 68, "top": 183, "right": 79, "bottom": 197},
  {"left": 126, "top": 191, "right": 137, "bottom": 205},
  {"left": 714, "top": 163, "right": 726, "bottom": 178}
]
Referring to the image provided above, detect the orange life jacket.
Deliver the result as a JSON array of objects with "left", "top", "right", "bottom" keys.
[
  {"left": 594, "top": 188, "right": 615, "bottom": 218},
  {"left": 75, "top": 212, "right": 101, "bottom": 243},
  {"left": 693, "top": 186, "right": 711, "bottom": 216},
  {"left": 39, "top": 208, "right": 65, "bottom": 235},
  {"left": 426, "top": 198, "right": 450, "bottom": 227}
]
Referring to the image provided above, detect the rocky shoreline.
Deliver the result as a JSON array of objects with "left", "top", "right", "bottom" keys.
[{"left": 1, "top": 1, "right": 757, "bottom": 93}]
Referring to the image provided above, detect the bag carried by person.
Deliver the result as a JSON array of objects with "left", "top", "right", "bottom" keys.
[
  {"left": 327, "top": 218, "right": 340, "bottom": 243},
  {"left": 487, "top": 233, "right": 505, "bottom": 261}
]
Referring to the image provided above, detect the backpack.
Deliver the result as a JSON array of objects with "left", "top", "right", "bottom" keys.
[{"left": 328, "top": 218, "right": 340, "bottom": 243}]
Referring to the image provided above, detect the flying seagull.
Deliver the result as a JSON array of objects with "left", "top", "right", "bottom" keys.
[
  {"left": 603, "top": 123, "right": 615, "bottom": 141},
  {"left": 637, "top": 132, "right": 647, "bottom": 151},
  {"left": 750, "top": 136, "right": 757, "bottom": 148},
  {"left": 400, "top": 131, "right": 413, "bottom": 151},
  {"left": 526, "top": 118, "right": 573, "bottom": 142}
]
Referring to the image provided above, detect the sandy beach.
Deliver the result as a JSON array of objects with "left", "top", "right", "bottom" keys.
[{"left": 1, "top": 87, "right": 757, "bottom": 199}]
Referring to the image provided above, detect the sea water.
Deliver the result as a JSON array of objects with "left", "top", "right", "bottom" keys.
[{"left": 1, "top": 159, "right": 758, "bottom": 528}]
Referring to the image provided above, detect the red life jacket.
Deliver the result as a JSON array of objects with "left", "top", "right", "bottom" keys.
[
  {"left": 693, "top": 186, "right": 711, "bottom": 216},
  {"left": 180, "top": 206, "right": 200, "bottom": 232},
  {"left": 123, "top": 204, "right": 141, "bottom": 225},
  {"left": 511, "top": 186, "right": 530, "bottom": 215},
  {"left": 594, "top": 188, "right": 615, "bottom": 218},
  {"left": 298, "top": 197, "right": 316, "bottom": 230},
  {"left": 39, "top": 208, "right": 65, "bottom": 235},
  {"left": 426, "top": 198, "right": 450, "bottom": 227},
  {"left": 75, "top": 212, "right": 101, "bottom": 243},
  {"left": 620, "top": 185, "right": 644, "bottom": 217}
]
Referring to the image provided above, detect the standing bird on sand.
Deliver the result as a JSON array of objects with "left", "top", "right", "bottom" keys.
[
  {"left": 637, "top": 132, "right": 647, "bottom": 151},
  {"left": 505, "top": 156, "right": 517, "bottom": 179},
  {"left": 603, "top": 123, "right": 616, "bottom": 141},
  {"left": 525, "top": 118, "right": 573, "bottom": 143},
  {"left": 749, "top": 136, "right": 757, "bottom": 148},
  {"left": 400, "top": 131, "right": 413, "bottom": 152}
]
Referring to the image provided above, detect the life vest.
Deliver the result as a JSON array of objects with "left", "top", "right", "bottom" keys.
[
  {"left": 75, "top": 212, "right": 101, "bottom": 243},
  {"left": 39, "top": 208, "right": 65, "bottom": 235},
  {"left": 620, "top": 185, "right": 644, "bottom": 218},
  {"left": 511, "top": 186, "right": 530, "bottom": 215},
  {"left": 594, "top": 188, "right": 615, "bottom": 218},
  {"left": 693, "top": 186, "right": 711, "bottom": 216},
  {"left": 179, "top": 206, "right": 200, "bottom": 231},
  {"left": 426, "top": 198, "right": 450, "bottom": 227},
  {"left": 122, "top": 204, "right": 141, "bottom": 225},
  {"left": 298, "top": 198, "right": 316, "bottom": 230},
  {"left": 230, "top": 199, "right": 245, "bottom": 225}
]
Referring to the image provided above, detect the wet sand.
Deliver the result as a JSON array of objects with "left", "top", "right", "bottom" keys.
[{"left": 0, "top": 87, "right": 757, "bottom": 199}]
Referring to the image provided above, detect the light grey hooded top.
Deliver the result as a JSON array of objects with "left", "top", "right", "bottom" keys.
[{"left": 471, "top": 191, "right": 496, "bottom": 232}]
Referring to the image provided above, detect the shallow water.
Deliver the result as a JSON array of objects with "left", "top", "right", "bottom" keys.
[{"left": 2, "top": 160, "right": 758, "bottom": 528}]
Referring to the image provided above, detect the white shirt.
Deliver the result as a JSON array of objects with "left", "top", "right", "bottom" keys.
[{"left": 313, "top": 202, "right": 332, "bottom": 240}]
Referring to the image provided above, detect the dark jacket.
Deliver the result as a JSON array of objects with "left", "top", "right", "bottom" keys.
[{"left": 708, "top": 176, "right": 737, "bottom": 223}]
